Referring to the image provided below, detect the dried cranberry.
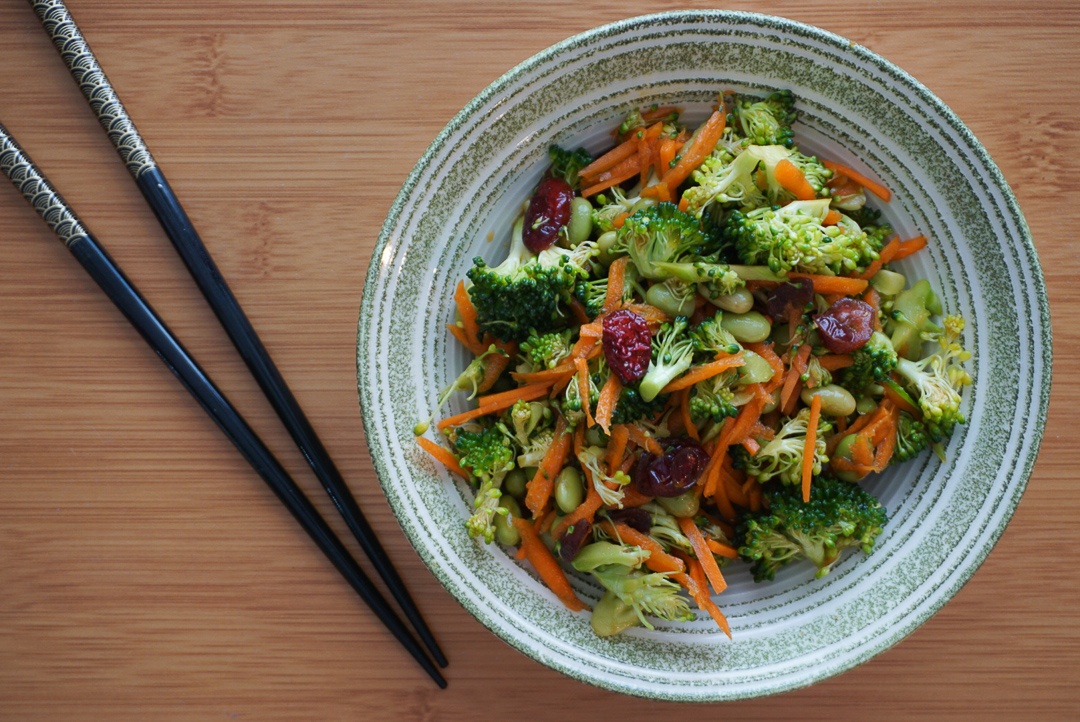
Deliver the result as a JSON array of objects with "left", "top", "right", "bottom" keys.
[
  {"left": 634, "top": 437, "right": 710, "bottom": 498},
  {"left": 606, "top": 507, "right": 653, "bottom": 533},
  {"left": 558, "top": 519, "right": 592, "bottom": 562},
  {"left": 815, "top": 297, "right": 875, "bottom": 353},
  {"left": 603, "top": 309, "right": 652, "bottom": 384},
  {"left": 765, "top": 278, "right": 814, "bottom": 323},
  {"left": 522, "top": 177, "right": 574, "bottom": 253}
]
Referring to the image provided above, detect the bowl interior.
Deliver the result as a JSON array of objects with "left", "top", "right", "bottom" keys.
[{"left": 358, "top": 11, "right": 1049, "bottom": 701}]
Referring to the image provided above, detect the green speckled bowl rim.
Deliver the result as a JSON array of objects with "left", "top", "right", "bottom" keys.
[{"left": 358, "top": 11, "right": 1051, "bottom": 701}]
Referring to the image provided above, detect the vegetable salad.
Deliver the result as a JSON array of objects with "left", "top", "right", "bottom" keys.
[{"left": 416, "top": 89, "right": 970, "bottom": 637}]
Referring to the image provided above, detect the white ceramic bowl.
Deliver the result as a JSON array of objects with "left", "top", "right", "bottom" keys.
[{"left": 358, "top": 11, "right": 1050, "bottom": 700}]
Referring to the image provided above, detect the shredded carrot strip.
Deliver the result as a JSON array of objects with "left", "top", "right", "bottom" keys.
[
  {"left": 706, "top": 538, "right": 740, "bottom": 560},
  {"left": 513, "top": 518, "right": 587, "bottom": 612},
  {"left": 892, "top": 235, "right": 928, "bottom": 260},
  {"left": 802, "top": 393, "right": 822, "bottom": 502},
  {"left": 605, "top": 424, "right": 630, "bottom": 476},
  {"left": 675, "top": 567, "right": 731, "bottom": 638},
  {"left": 594, "top": 373, "right": 620, "bottom": 435},
  {"left": 454, "top": 281, "right": 482, "bottom": 350},
  {"left": 552, "top": 484, "right": 602, "bottom": 538},
  {"left": 817, "top": 354, "right": 855, "bottom": 371},
  {"left": 416, "top": 436, "right": 467, "bottom": 478},
  {"left": 447, "top": 323, "right": 485, "bottom": 356},
  {"left": 574, "top": 358, "right": 595, "bottom": 428},
  {"left": 640, "top": 181, "right": 672, "bottom": 202},
  {"left": 660, "top": 353, "right": 746, "bottom": 394},
  {"left": 582, "top": 155, "right": 642, "bottom": 197},
  {"left": 679, "top": 517, "right": 727, "bottom": 594},
  {"left": 578, "top": 136, "right": 639, "bottom": 181},
  {"left": 856, "top": 236, "right": 900, "bottom": 280},
  {"left": 511, "top": 364, "right": 577, "bottom": 385},
  {"left": 780, "top": 344, "right": 812, "bottom": 413},
  {"left": 822, "top": 160, "right": 892, "bottom": 202},
  {"left": 786, "top": 273, "right": 869, "bottom": 296},
  {"left": 775, "top": 158, "right": 818, "bottom": 201},
  {"left": 640, "top": 105, "right": 680, "bottom": 123},
  {"left": 661, "top": 109, "right": 726, "bottom": 191},
  {"left": 524, "top": 416, "right": 571, "bottom": 517},
  {"left": 604, "top": 257, "right": 629, "bottom": 314},
  {"left": 436, "top": 382, "right": 551, "bottom": 430},
  {"left": 822, "top": 209, "right": 843, "bottom": 226},
  {"left": 477, "top": 350, "right": 510, "bottom": 393},
  {"left": 626, "top": 425, "right": 663, "bottom": 456}
]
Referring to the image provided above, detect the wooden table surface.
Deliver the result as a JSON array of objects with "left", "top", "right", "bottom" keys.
[{"left": 1, "top": 1, "right": 1076, "bottom": 719}]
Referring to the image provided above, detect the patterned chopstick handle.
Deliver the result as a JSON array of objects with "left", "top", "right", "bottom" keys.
[
  {"left": 30, "top": 0, "right": 156, "bottom": 178},
  {"left": 0, "top": 124, "right": 90, "bottom": 247}
]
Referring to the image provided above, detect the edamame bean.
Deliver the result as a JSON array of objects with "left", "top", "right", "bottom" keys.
[
  {"left": 656, "top": 490, "right": 699, "bottom": 518},
  {"left": 831, "top": 435, "right": 864, "bottom": 483},
  {"left": 584, "top": 425, "right": 607, "bottom": 448},
  {"left": 720, "top": 310, "right": 772, "bottom": 343},
  {"left": 494, "top": 496, "right": 523, "bottom": 546},
  {"left": 647, "top": 282, "right": 697, "bottom": 317},
  {"left": 736, "top": 350, "right": 775, "bottom": 386},
  {"left": 595, "top": 230, "right": 619, "bottom": 265},
  {"left": 710, "top": 286, "right": 755, "bottom": 314},
  {"left": 856, "top": 395, "right": 878, "bottom": 414},
  {"left": 801, "top": 384, "right": 858, "bottom": 417},
  {"left": 554, "top": 467, "right": 585, "bottom": 513},
  {"left": 566, "top": 197, "right": 594, "bottom": 245},
  {"left": 503, "top": 468, "right": 529, "bottom": 499}
]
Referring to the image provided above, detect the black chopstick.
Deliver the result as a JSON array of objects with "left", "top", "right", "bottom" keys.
[
  {"left": 0, "top": 124, "right": 446, "bottom": 689},
  {"left": 29, "top": 0, "right": 448, "bottom": 669}
]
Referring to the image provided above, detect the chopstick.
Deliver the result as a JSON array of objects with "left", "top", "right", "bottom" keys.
[
  {"left": 29, "top": 0, "right": 448, "bottom": 669},
  {"left": 0, "top": 124, "right": 446, "bottom": 690}
]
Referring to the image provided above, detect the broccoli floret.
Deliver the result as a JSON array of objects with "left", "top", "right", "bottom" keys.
[
  {"left": 891, "top": 411, "right": 932, "bottom": 464},
  {"left": 625, "top": 503, "right": 694, "bottom": 555},
  {"left": 577, "top": 445, "right": 632, "bottom": 507},
  {"left": 611, "top": 385, "right": 668, "bottom": 425},
  {"left": 731, "top": 89, "right": 797, "bottom": 147},
  {"left": 683, "top": 147, "right": 767, "bottom": 214},
  {"left": 589, "top": 565, "right": 694, "bottom": 630},
  {"left": 639, "top": 316, "right": 695, "bottom": 402},
  {"left": 591, "top": 186, "right": 656, "bottom": 235},
  {"left": 548, "top": 144, "right": 593, "bottom": 191},
  {"left": 737, "top": 475, "right": 887, "bottom": 581},
  {"left": 742, "top": 407, "right": 832, "bottom": 486},
  {"left": 684, "top": 143, "right": 832, "bottom": 217},
  {"left": 893, "top": 314, "right": 971, "bottom": 443},
  {"left": 725, "top": 199, "right": 881, "bottom": 276},
  {"left": 690, "top": 310, "right": 742, "bottom": 359},
  {"left": 467, "top": 216, "right": 597, "bottom": 342},
  {"left": 447, "top": 424, "right": 516, "bottom": 543},
  {"left": 414, "top": 344, "right": 505, "bottom": 435},
  {"left": 499, "top": 399, "right": 555, "bottom": 467},
  {"left": 574, "top": 276, "right": 610, "bottom": 318},
  {"left": 615, "top": 203, "right": 714, "bottom": 279},
  {"left": 688, "top": 371, "right": 739, "bottom": 424},
  {"left": 841, "top": 330, "right": 899, "bottom": 392},
  {"left": 520, "top": 328, "right": 574, "bottom": 370},
  {"left": 650, "top": 259, "right": 785, "bottom": 300}
]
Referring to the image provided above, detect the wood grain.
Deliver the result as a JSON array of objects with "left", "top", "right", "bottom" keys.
[{"left": 1, "top": 1, "right": 1077, "bottom": 719}]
